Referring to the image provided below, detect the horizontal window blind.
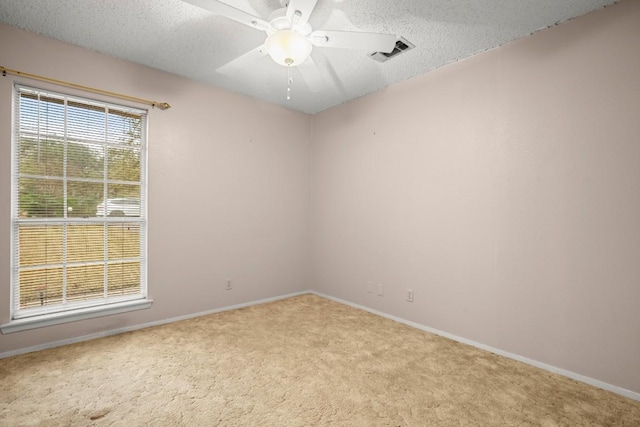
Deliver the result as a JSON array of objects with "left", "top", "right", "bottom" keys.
[{"left": 12, "top": 85, "right": 147, "bottom": 319}]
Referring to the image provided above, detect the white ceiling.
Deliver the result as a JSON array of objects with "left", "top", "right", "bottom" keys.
[{"left": 0, "top": 0, "right": 618, "bottom": 114}]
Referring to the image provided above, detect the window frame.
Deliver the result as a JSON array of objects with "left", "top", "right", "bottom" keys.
[{"left": 1, "top": 84, "right": 152, "bottom": 334}]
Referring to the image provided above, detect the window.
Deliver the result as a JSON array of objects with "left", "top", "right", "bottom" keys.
[{"left": 3, "top": 85, "right": 151, "bottom": 332}]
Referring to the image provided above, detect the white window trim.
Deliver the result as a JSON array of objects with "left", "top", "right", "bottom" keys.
[
  {"left": 5, "top": 84, "right": 151, "bottom": 332},
  {"left": 0, "top": 298, "right": 153, "bottom": 334}
]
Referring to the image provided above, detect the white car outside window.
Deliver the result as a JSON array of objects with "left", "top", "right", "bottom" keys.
[{"left": 96, "top": 198, "right": 141, "bottom": 217}]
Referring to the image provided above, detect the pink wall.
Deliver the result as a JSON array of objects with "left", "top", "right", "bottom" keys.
[
  {"left": 1, "top": 0, "right": 639, "bottom": 397},
  {"left": 312, "top": 0, "right": 640, "bottom": 394},
  {"left": 0, "top": 24, "right": 313, "bottom": 352}
]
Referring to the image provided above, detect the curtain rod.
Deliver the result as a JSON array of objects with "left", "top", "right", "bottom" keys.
[{"left": 1, "top": 66, "right": 171, "bottom": 110}]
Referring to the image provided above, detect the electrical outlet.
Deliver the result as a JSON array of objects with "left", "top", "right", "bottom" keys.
[
  {"left": 406, "top": 288, "right": 414, "bottom": 302},
  {"left": 367, "top": 280, "right": 374, "bottom": 293},
  {"left": 226, "top": 279, "right": 232, "bottom": 290},
  {"left": 377, "top": 283, "right": 384, "bottom": 296}
]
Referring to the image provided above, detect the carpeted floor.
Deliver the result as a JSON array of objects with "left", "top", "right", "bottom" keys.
[{"left": 1, "top": 294, "right": 639, "bottom": 426}]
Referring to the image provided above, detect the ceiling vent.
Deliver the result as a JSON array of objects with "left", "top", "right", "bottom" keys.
[{"left": 370, "top": 37, "right": 415, "bottom": 62}]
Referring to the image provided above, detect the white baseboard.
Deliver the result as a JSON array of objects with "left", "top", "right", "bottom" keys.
[
  {"left": 2, "top": 289, "right": 638, "bottom": 402},
  {"left": 310, "top": 291, "right": 640, "bottom": 402},
  {"left": 0, "top": 291, "right": 308, "bottom": 360}
]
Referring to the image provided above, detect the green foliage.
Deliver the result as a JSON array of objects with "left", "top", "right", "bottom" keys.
[{"left": 18, "top": 116, "right": 142, "bottom": 218}]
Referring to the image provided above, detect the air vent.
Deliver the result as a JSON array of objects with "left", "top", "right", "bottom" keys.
[{"left": 370, "top": 37, "right": 415, "bottom": 63}]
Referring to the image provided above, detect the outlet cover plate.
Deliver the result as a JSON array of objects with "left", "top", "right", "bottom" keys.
[{"left": 407, "top": 289, "right": 414, "bottom": 302}]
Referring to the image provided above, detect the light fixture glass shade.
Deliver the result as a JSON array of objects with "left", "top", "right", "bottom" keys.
[{"left": 265, "top": 30, "right": 312, "bottom": 66}]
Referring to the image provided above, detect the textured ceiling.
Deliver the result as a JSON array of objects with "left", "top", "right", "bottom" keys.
[{"left": 0, "top": 0, "right": 618, "bottom": 114}]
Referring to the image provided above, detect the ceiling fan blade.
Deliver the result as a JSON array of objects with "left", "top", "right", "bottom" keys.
[
  {"left": 216, "top": 45, "right": 267, "bottom": 74},
  {"left": 297, "top": 55, "right": 326, "bottom": 93},
  {"left": 286, "top": 0, "right": 318, "bottom": 26},
  {"left": 311, "top": 30, "right": 397, "bottom": 53},
  {"left": 183, "top": 0, "right": 269, "bottom": 31}
]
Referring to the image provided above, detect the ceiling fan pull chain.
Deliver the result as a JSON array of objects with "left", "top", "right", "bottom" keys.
[{"left": 287, "top": 64, "right": 293, "bottom": 101}]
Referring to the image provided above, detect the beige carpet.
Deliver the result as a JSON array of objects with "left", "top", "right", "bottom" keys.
[{"left": 1, "top": 294, "right": 639, "bottom": 426}]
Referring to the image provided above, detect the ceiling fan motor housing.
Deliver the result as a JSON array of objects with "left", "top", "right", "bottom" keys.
[{"left": 267, "top": 8, "right": 312, "bottom": 35}]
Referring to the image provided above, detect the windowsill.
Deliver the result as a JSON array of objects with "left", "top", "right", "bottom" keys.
[{"left": 0, "top": 298, "right": 153, "bottom": 334}]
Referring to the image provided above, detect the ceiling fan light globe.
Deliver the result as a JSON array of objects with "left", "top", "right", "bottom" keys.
[{"left": 265, "top": 30, "right": 312, "bottom": 66}]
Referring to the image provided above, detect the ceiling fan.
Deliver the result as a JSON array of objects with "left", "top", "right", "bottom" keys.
[{"left": 183, "top": 0, "right": 398, "bottom": 96}]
